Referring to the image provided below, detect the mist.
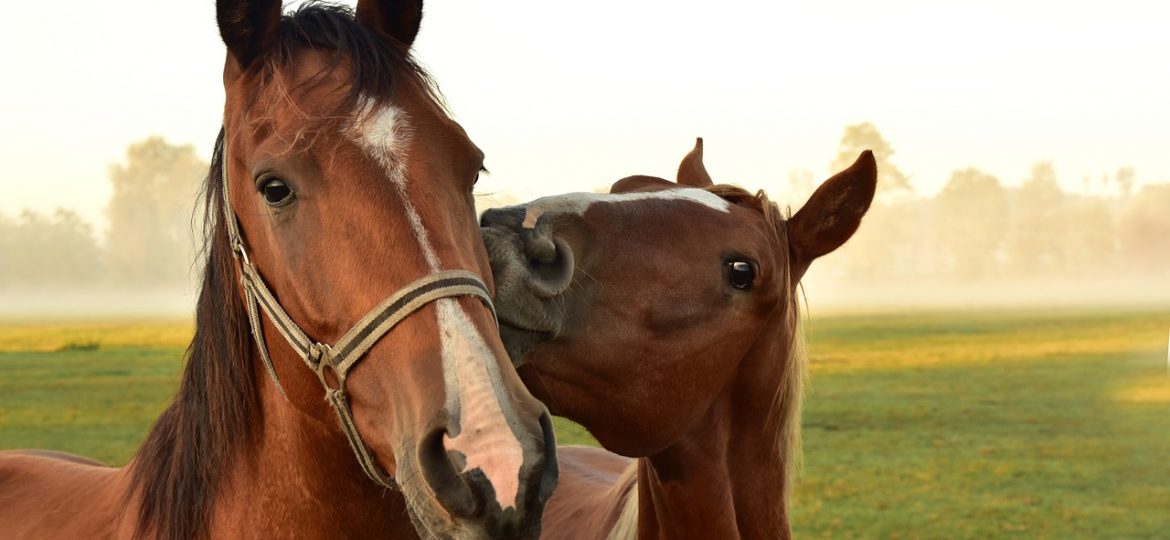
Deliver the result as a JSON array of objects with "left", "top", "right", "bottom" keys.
[{"left": 2, "top": 125, "right": 1167, "bottom": 319}]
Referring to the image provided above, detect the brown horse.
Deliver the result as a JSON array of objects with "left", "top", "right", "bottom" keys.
[
  {"left": 0, "top": 1, "right": 557, "bottom": 538},
  {"left": 481, "top": 139, "right": 877, "bottom": 538}
]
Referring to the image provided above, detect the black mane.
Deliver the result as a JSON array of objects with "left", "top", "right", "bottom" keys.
[
  {"left": 127, "top": 131, "right": 252, "bottom": 540},
  {"left": 126, "top": 4, "right": 438, "bottom": 539},
  {"left": 264, "top": 1, "right": 445, "bottom": 118}
]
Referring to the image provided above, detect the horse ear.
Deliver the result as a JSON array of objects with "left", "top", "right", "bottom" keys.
[
  {"left": 676, "top": 137, "right": 714, "bottom": 187},
  {"left": 216, "top": 0, "right": 283, "bottom": 68},
  {"left": 788, "top": 150, "right": 877, "bottom": 277},
  {"left": 357, "top": 0, "right": 424, "bottom": 48}
]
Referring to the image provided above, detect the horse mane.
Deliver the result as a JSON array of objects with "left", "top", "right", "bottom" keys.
[
  {"left": 607, "top": 464, "right": 641, "bottom": 540},
  {"left": 126, "top": 4, "right": 442, "bottom": 539},
  {"left": 126, "top": 132, "right": 256, "bottom": 540}
]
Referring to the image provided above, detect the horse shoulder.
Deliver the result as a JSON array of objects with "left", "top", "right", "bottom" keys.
[{"left": 0, "top": 451, "right": 128, "bottom": 538}]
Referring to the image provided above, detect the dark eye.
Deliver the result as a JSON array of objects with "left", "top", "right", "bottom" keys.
[
  {"left": 474, "top": 166, "right": 488, "bottom": 188},
  {"left": 258, "top": 178, "right": 294, "bottom": 206},
  {"left": 727, "top": 259, "right": 756, "bottom": 291}
]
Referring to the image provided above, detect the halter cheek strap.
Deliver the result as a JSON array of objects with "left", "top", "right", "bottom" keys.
[{"left": 220, "top": 143, "right": 496, "bottom": 490}]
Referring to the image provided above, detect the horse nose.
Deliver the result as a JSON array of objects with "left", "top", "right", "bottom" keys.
[
  {"left": 416, "top": 413, "right": 558, "bottom": 536},
  {"left": 482, "top": 207, "right": 575, "bottom": 299}
]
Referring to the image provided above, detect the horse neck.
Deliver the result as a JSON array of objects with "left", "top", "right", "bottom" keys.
[
  {"left": 634, "top": 311, "right": 794, "bottom": 539},
  {"left": 213, "top": 349, "right": 418, "bottom": 538}
]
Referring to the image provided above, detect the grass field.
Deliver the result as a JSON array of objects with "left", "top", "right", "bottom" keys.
[{"left": 1, "top": 308, "right": 1168, "bottom": 538}]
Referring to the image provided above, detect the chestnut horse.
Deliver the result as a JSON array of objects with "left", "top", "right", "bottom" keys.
[
  {"left": 481, "top": 140, "right": 877, "bottom": 538},
  {"left": 0, "top": 2, "right": 557, "bottom": 538}
]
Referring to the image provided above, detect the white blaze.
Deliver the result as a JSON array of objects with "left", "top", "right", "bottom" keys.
[
  {"left": 437, "top": 299, "right": 525, "bottom": 509},
  {"left": 353, "top": 97, "right": 525, "bottom": 510},
  {"left": 353, "top": 97, "right": 440, "bottom": 269},
  {"left": 520, "top": 188, "right": 732, "bottom": 228}
]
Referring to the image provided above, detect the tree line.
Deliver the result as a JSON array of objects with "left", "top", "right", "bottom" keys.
[
  {"left": 1, "top": 129, "right": 1167, "bottom": 292},
  {"left": 0, "top": 137, "right": 205, "bottom": 290},
  {"left": 806, "top": 123, "right": 1169, "bottom": 283}
]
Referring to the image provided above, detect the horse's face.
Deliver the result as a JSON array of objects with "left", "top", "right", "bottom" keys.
[
  {"left": 218, "top": 1, "right": 555, "bottom": 536},
  {"left": 483, "top": 140, "right": 876, "bottom": 456},
  {"left": 484, "top": 185, "right": 778, "bottom": 455}
]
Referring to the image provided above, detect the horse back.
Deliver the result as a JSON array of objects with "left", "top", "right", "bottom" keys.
[
  {"left": 540, "top": 446, "right": 636, "bottom": 540},
  {"left": 7, "top": 449, "right": 106, "bottom": 466},
  {"left": 0, "top": 450, "right": 128, "bottom": 538}
]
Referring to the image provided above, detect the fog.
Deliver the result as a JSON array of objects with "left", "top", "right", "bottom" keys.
[
  {"left": 0, "top": 291, "right": 195, "bottom": 320},
  {"left": 1, "top": 125, "right": 1165, "bottom": 319},
  {"left": 801, "top": 276, "right": 1170, "bottom": 314}
]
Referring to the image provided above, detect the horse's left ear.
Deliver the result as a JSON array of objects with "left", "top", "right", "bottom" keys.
[
  {"left": 788, "top": 150, "right": 877, "bottom": 278},
  {"left": 676, "top": 137, "right": 714, "bottom": 187},
  {"left": 216, "top": 0, "right": 283, "bottom": 68},
  {"left": 357, "top": 0, "right": 424, "bottom": 48}
]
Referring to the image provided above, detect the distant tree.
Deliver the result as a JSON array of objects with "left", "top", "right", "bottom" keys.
[
  {"left": 825, "top": 124, "right": 915, "bottom": 279},
  {"left": 830, "top": 122, "right": 911, "bottom": 194},
  {"left": 105, "top": 137, "right": 206, "bottom": 288},
  {"left": 1005, "top": 162, "right": 1067, "bottom": 276},
  {"left": 1022, "top": 162, "right": 1062, "bottom": 200},
  {"left": 0, "top": 209, "right": 101, "bottom": 288},
  {"left": 1060, "top": 197, "right": 1117, "bottom": 277},
  {"left": 935, "top": 168, "right": 1008, "bottom": 280},
  {"left": 1114, "top": 166, "right": 1135, "bottom": 199},
  {"left": 828, "top": 195, "right": 934, "bottom": 281},
  {"left": 1118, "top": 183, "right": 1170, "bottom": 277},
  {"left": 0, "top": 213, "right": 15, "bottom": 284}
]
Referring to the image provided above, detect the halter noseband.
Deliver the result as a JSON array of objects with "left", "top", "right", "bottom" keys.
[{"left": 220, "top": 141, "right": 496, "bottom": 490}]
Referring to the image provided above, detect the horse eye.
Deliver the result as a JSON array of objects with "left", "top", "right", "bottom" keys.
[
  {"left": 258, "top": 178, "right": 294, "bottom": 206},
  {"left": 727, "top": 260, "right": 756, "bottom": 291}
]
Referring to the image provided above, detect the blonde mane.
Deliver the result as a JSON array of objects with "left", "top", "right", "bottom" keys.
[
  {"left": 606, "top": 463, "right": 640, "bottom": 540},
  {"left": 706, "top": 183, "right": 808, "bottom": 492}
]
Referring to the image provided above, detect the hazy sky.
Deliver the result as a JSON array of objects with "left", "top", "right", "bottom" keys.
[{"left": 2, "top": 0, "right": 1167, "bottom": 234}]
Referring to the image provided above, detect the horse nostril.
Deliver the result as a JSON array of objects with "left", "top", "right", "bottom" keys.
[
  {"left": 418, "top": 427, "right": 479, "bottom": 518},
  {"left": 525, "top": 234, "right": 558, "bottom": 265},
  {"left": 536, "top": 411, "right": 559, "bottom": 505},
  {"left": 523, "top": 235, "right": 575, "bottom": 299}
]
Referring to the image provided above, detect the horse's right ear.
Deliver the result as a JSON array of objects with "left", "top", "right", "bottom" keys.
[
  {"left": 216, "top": 0, "right": 283, "bottom": 68},
  {"left": 787, "top": 151, "right": 877, "bottom": 278},
  {"left": 676, "top": 137, "right": 714, "bottom": 188},
  {"left": 356, "top": 0, "right": 424, "bottom": 48}
]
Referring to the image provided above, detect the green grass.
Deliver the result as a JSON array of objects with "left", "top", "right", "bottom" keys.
[
  {"left": 0, "top": 346, "right": 182, "bottom": 464},
  {"left": 794, "top": 308, "right": 1170, "bottom": 538},
  {"left": 0, "top": 320, "right": 595, "bottom": 463},
  {"left": 1, "top": 309, "right": 1167, "bottom": 537}
]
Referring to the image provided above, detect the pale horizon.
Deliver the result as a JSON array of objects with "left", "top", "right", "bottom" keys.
[{"left": 2, "top": 0, "right": 1168, "bottom": 234}]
